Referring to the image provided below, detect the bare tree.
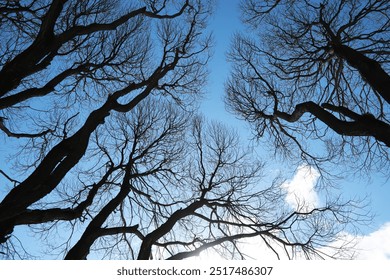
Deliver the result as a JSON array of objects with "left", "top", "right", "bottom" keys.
[
  {"left": 227, "top": 0, "right": 389, "bottom": 175},
  {"left": 0, "top": 0, "right": 212, "bottom": 245},
  {"left": 2, "top": 98, "right": 367, "bottom": 260}
]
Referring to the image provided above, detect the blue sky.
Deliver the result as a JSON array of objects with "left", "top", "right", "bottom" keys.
[{"left": 200, "top": 0, "right": 243, "bottom": 121}]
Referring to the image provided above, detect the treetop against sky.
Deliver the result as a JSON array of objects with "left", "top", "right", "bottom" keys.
[{"left": 0, "top": 0, "right": 389, "bottom": 260}]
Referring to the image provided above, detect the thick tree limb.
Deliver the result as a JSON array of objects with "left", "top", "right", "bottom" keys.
[
  {"left": 331, "top": 43, "right": 390, "bottom": 104},
  {"left": 64, "top": 151, "right": 138, "bottom": 260},
  {"left": 12, "top": 165, "right": 116, "bottom": 226},
  {"left": 0, "top": 117, "right": 52, "bottom": 138},
  {"left": 275, "top": 101, "right": 390, "bottom": 147},
  {"left": 0, "top": 64, "right": 90, "bottom": 110},
  {"left": 166, "top": 232, "right": 262, "bottom": 260},
  {"left": 137, "top": 199, "right": 206, "bottom": 260},
  {"left": 0, "top": 0, "right": 67, "bottom": 97}
]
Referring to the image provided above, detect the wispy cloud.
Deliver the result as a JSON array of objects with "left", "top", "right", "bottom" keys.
[
  {"left": 355, "top": 223, "right": 390, "bottom": 259},
  {"left": 334, "top": 223, "right": 390, "bottom": 260},
  {"left": 281, "top": 164, "right": 320, "bottom": 211},
  {"left": 235, "top": 222, "right": 390, "bottom": 260}
]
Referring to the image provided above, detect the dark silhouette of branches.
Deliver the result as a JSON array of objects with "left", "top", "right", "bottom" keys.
[
  {"left": 1, "top": 98, "right": 366, "bottom": 260},
  {"left": 19, "top": 101, "right": 364, "bottom": 260},
  {"left": 227, "top": 0, "right": 389, "bottom": 175},
  {"left": 0, "top": 0, "right": 211, "bottom": 246}
]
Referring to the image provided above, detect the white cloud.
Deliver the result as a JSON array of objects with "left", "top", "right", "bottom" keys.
[
  {"left": 349, "top": 223, "right": 390, "bottom": 260},
  {"left": 312, "top": 222, "right": 390, "bottom": 260},
  {"left": 281, "top": 164, "right": 320, "bottom": 211}
]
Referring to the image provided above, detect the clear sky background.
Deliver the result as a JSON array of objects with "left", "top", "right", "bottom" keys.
[
  {"left": 199, "top": 0, "right": 390, "bottom": 259},
  {"left": 0, "top": 0, "right": 389, "bottom": 260}
]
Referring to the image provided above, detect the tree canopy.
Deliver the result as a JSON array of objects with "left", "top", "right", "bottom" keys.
[
  {"left": 226, "top": 0, "right": 389, "bottom": 176},
  {"left": 0, "top": 0, "right": 375, "bottom": 260},
  {"left": 0, "top": 0, "right": 212, "bottom": 255}
]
